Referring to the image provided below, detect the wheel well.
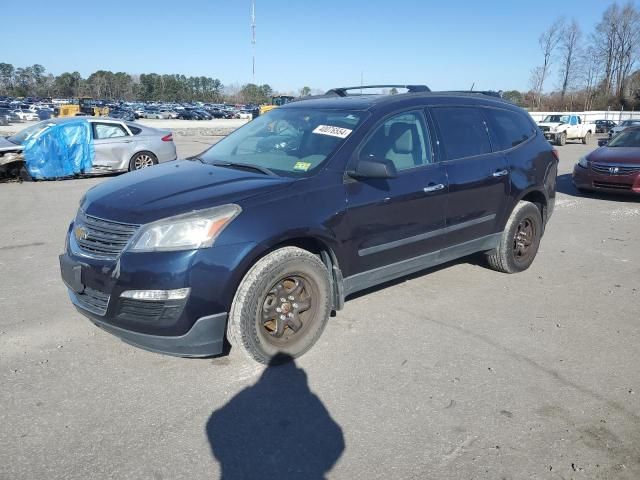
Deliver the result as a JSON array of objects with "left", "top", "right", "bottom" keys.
[
  {"left": 267, "top": 237, "right": 344, "bottom": 311},
  {"left": 521, "top": 190, "right": 547, "bottom": 223}
]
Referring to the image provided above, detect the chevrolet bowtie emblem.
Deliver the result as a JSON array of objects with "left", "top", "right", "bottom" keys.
[{"left": 74, "top": 226, "right": 89, "bottom": 241}]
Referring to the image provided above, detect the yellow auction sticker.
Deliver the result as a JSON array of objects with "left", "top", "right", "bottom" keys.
[{"left": 293, "top": 161, "right": 312, "bottom": 171}]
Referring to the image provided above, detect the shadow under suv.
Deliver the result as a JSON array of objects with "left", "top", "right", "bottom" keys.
[{"left": 60, "top": 85, "right": 558, "bottom": 364}]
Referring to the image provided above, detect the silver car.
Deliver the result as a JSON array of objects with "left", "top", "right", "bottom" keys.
[{"left": 0, "top": 117, "right": 177, "bottom": 174}]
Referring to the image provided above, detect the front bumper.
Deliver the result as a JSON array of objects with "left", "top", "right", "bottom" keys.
[
  {"left": 72, "top": 299, "right": 227, "bottom": 357},
  {"left": 60, "top": 222, "right": 257, "bottom": 357},
  {"left": 572, "top": 165, "right": 640, "bottom": 195}
]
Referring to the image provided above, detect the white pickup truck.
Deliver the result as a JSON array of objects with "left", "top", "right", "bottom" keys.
[{"left": 537, "top": 114, "right": 596, "bottom": 146}]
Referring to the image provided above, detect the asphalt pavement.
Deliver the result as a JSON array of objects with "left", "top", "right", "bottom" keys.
[{"left": 1, "top": 136, "right": 638, "bottom": 479}]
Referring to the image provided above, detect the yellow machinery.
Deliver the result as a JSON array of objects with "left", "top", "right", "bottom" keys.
[
  {"left": 259, "top": 95, "right": 295, "bottom": 115},
  {"left": 56, "top": 98, "right": 109, "bottom": 117}
]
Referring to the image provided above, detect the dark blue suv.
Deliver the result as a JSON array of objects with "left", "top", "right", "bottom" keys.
[{"left": 60, "top": 85, "right": 558, "bottom": 363}]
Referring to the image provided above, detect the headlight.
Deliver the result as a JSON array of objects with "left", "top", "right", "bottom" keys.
[
  {"left": 130, "top": 204, "right": 241, "bottom": 252},
  {"left": 578, "top": 156, "right": 588, "bottom": 168}
]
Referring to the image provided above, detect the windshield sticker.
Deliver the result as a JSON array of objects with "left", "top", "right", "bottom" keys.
[
  {"left": 312, "top": 125, "right": 352, "bottom": 139},
  {"left": 293, "top": 161, "right": 312, "bottom": 171}
]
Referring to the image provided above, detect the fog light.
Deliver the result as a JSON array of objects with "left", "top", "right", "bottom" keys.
[{"left": 120, "top": 288, "right": 190, "bottom": 301}]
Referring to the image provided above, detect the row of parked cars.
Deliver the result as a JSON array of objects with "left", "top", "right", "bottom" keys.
[
  {"left": 0, "top": 101, "right": 54, "bottom": 125},
  {"left": 0, "top": 96, "right": 261, "bottom": 125}
]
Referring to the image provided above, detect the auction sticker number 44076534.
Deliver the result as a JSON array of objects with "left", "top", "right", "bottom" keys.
[{"left": 312, "top": 125, "right": 353, "bottom": 138}]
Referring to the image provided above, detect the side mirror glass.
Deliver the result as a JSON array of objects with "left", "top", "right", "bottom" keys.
[{"left": 348, "top": 158, "right": 398, "bottom": 179}]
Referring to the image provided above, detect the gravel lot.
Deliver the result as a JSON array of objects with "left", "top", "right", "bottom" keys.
[{"left": 1, "top": 135, "right": 638, "bottom": 479}]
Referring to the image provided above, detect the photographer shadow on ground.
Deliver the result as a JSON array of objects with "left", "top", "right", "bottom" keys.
[{"left": 206, "top": 353, "right": 344, "bottom": 480}]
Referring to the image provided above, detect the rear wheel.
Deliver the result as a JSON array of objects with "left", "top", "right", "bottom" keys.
[
  {"left": 129, "top": 151, "right": 158, "bottom": 171},
  {"left": 227, "top": 247, "right": 331, "bottom": 364},
  {"left": 582, "top": 132, "right": 591, "bottom": 144},
  {"left": 486, "top": 201, "right": 543, "bottom": 274}
]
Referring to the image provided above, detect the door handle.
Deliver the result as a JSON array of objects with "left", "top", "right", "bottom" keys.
[
  {"left": 423, "top": 183, "right": 445, "bottom": 193},
  {"left": 492, "top": 169, "right": 509, "bottom": 177}
]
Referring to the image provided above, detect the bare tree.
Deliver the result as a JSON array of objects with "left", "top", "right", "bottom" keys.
[
  {"left": 558, "top": 19, "right": 582, "bottom": 99},
  {"left": 579, "top": 45, "right": 602, "bottom": 110},
  {"left": 613, "top": 3, "right": 640, "bottom": 99},
  {"left": 534, "top": 18, "right": 564, "bottom": 108}
]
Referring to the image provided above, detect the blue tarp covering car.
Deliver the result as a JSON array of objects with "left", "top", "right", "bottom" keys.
[{"left": 22, "top": 119, "right": 95, "bottom": 179}]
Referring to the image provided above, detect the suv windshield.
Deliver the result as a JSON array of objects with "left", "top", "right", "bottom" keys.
[
  {"left": 199, "top": 108, "right": 365, "bottom": 176},
  {"left": 543, "top": 115, "right": 570, "bottom": 123},
  {"left": 608, "top": 129, "right": 640, "bottom": 148}
]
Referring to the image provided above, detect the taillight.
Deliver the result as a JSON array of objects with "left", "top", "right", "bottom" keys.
[
  {"left": 161, "top": 133, "right": 173, "bottom": 142},
  {"left": 551, "top": 149, "right": 559, "bottom": 161}
]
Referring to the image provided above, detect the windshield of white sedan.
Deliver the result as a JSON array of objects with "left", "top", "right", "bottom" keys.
[
  {"left": 7, "top": 121, "right": 53, "bottom": 145},
  {"left": 608, "top": 129, "right": 640, "bottom": 148},
  {"left": 199, "top": 108, "right": 365, "bottom": 176}
]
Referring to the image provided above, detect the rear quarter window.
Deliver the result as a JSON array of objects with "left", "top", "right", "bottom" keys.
[
  {"left": 128, "top": 125, "right": 142, "bottom": 135},
  {"left": 431, "top": 107, "right": 492, "bottom": 160},
  {"left": 483, "top": 108, "right": 536, "bottom": 151}
]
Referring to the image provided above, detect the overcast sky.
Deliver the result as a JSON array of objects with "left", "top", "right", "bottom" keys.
[{"left": 3, "top": 0, "right": 620, "bottom": 93}]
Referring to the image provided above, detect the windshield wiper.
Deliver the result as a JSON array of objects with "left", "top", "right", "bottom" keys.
[{"left": 210, "top": 160, "right": 276, "bottom": 176}]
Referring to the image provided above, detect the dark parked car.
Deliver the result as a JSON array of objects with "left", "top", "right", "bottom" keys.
[
  {"left": 595, "top": 119, "right": 616, "bottom": 133},
  {"left": 109, "top": 109, "right": 136, "bottom": 122},
  {"left": 177, "top": 110, "right": 198, "bottom": 120},
  {"left": 573, "top": 126, "right": 640, "bottom": 195},
  {"left": 194, "top": 109, "right": 212, "bottom": 120},
  {"left": 59, "top": 85, "right": 558, "bottom": 363}
]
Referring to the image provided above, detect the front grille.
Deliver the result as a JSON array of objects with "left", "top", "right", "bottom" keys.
[
  {"left": 539, "top": 126, "right": 550, "bottom": 132},
  {"left": 593, "top": 181, "right": 632, "bottom": 190},
  {"left": 75, "top": 287, "right": 110, "bottom": 316},
  {"left": 592, "top": 163, "right": 640, "bottom": 176},
  {"left": 75, "top": 212, "right": 139, "bottom": 259}
]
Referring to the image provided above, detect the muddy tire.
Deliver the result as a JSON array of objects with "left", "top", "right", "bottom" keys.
[
  {"left": 227, "top": 247, "right": 331, "bottom": 364},
  {"left": 486, "top": 201, "right": 543, "bottom": 274}
]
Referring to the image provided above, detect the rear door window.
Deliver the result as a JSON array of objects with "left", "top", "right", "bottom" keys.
[
  {"left": 430, "top": 107, "right": 491, "bottom": 160},
  {"left": 483, "top": 108, "right": 536, "bottom": 151}
]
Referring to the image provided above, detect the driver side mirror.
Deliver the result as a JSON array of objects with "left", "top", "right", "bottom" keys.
[{"left": 348, "top": 157, "right": 398, "bottom": 179}]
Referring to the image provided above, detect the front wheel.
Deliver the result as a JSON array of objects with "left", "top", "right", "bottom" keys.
[
  {"left": 227, "top": 247, "right": 331, "bottom": 364},
  {"left": 486, "top": 201, "right": 543, "bottom": 274},
  {"left": 556, "top": 133, "right": 566, "bottom": 146}
]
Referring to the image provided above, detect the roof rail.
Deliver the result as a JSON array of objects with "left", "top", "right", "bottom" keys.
[
  {"left": 441, "top": 90, "right": 505, "bottom": 99},
  {"left": 325, "top": 85, "right": 431, "bottom": 97}
]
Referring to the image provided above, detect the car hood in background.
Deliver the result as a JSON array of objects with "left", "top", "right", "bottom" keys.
[
  {"left": 588, "top": 147, "right": 640, "bottom": 165},
  {"left": 83, "top": 160, "right": 295, "bottom": 224},
  {"left": 0, "top": 137, "right": 23, "bottom": 152}
]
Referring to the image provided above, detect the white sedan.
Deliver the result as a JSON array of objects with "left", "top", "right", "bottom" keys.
[{"left": 12, "top": 109, "right": 39, "bottom": 121}]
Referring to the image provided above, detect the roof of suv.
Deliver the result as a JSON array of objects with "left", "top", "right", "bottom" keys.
[{"left": 282, "top": 89, "right": 516, "bottom": 112}]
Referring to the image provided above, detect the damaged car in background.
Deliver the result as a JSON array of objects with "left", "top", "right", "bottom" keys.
[{"left": 0, "top": 118, "right": 177, "bottom": 181}]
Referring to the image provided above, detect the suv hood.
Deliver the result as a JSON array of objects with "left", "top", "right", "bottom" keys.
[
  {"left": 537, "top": 122, "right": 563, "bottom": 128},
  {"left": 83, "top": 160, "right": 295, "bottom": 224}
]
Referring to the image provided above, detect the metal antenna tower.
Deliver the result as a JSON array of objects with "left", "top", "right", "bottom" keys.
[{"left": 251, "top": 0, "right": 256, "bottom": 82}]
